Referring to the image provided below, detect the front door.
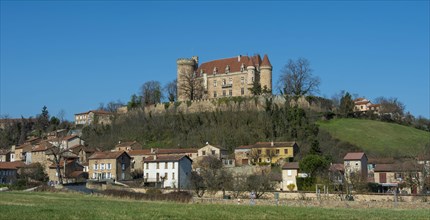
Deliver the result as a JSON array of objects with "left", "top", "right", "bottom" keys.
[{"left": 379, "top": 173, "right": 386, "bottom": 183}]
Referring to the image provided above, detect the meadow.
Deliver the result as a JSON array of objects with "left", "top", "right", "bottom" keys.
[
  {"left": 0, "top": 192, "right": 429, "bottom": 220},
  {"left": 318, "top": 118, "right": 430, "bottom": 157}
]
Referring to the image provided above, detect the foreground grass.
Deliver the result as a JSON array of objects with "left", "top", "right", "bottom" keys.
[
  {"left": 0, "top": 192, "right": 429, "bottom": 219},
  {"left": 318, "top": 118, "right": 430, "bottom": 156}
]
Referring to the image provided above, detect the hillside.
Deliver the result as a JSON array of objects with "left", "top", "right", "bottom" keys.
[{"left": 317, "top": 118, "right": 430, "bottom": 157}]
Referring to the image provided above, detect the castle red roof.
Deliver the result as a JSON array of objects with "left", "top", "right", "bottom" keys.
[
  {"left": 196, "top": 54, "right": 267, "bottom": 75},
  {"left": 261, "top": 54, "right": 272, "bottom": 67}
]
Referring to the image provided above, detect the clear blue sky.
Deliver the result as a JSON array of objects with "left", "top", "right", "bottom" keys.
[{"left": 1, "top": 1, "right": 429, "bottom": 120}]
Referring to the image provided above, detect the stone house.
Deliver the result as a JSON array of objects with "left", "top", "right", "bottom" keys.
[
  {"left": 49, "top": 135, "right": 83, "bottom": 150},
  {"left": 282, "top": 162, "right": 300, "bottom": 191},
  {"left": 177, "top": 54, "right": 272, "bottom": 101},
  {"left": 234, "top": 145, "right": 251, "bottom": 166},
  {"left": 74, "top": 110, "right": 113, "bottom": 126},
  {"left": 48, "top": 158, "right": 85, "bottom": 184},
  {"left": 0, "top": 161, "right": 25, "bottom": 184},
  {"left": 88, "top": 151, "right": 132, "bottom": 181},
  {"left": 114, "top": 141, "right": 142, "bottom": 152},
  {"left": 0, "top": 149, "right": 10, "bottom": 162},
  {"left": 249, "top": 141, "right": 297, "bottom": 165},
  {"left": 143, "top": 155, "right": 192, "bottom": 189},
  {"left": 373, "top": 161, "right": 424, "bottom": 194},
  {"left": 344, "top": 152, "right": 368, "bottom": 183}
]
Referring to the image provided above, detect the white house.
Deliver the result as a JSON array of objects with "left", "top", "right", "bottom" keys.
[{"left": 143, "top": 155, "right": 192, "bottom": 189}]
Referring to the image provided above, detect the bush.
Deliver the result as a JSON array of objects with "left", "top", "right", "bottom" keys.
[
  {"left": 287, "top": 183, "right": 296, "bottom": 191},
  {"left": 296, "top": 177, "right": 315, "bottom": 191}
]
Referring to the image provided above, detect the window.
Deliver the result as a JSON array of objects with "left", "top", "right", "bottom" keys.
[
  {"left": 172, "top": 172, "right": 175, "bottom": 180},
  {"left": 107, "top": 163, "right": 111, "bottom": 170},
  {"left": 222, "top": 90, "right": 226, "bottom": 97},
  {"left": 214, "top": 91, "right": 217, "bottom": 98},
  {"left": 284, "top": 149, "right": 288, "bottom": 154},
  {"left": 156, "top": 173, "right": 160, "bottom": 181},
  {"left": 229, "top": 90, "right": 232, "bottom": 96},
  {"left": 156, "top": 162, "right": 159, "bottom": 169},
  {"left": 214, "top": 80, "right": 217, "bottom": 87},
  {"left": 241, "top": 77, "right": 244, "bottom": 84},
  {"left": 93, "top": 173, "right": 96, "bottom": 179},
  {"left": 266, "top": 150, "right": 270, "bottom": 155},
  {"left": 107, "top": 173, "right": 111, "bottom": 178},
  {"left": 172, "top": 162, "right": 175, "bottom": 169},
  {"left": 355, "top": 162, "right": 359, "bottom": 166},
  {"left": 145, "top": 173, "right": 148, "bottom": 179},
  {"left": 225, "top": 65, "right": 230, "bottom": 73},
  {"left": 165, "top": 172, "right": 168, "bottom": 180},
  {"left": 94, "top": 164, "right": 98, "bottom": 170},
  {"left": 202, "top": 151, "right": 206, "bottom": 156},
  {"left": 258, "top": 158, "right": 262, "bottom": 163},
  {"left": 251, "top": 77, "right": 254, "bottom": 82},
  {"left": 145, "top": 163, "right": 149, "bottom": 169},
  {"left": 257, "top": 150, "right": 262, "bottom": 154},
  {"left": 121, "top": 163, "right": 125, "bottom": 171},
  {"left": 100, "top": 163, "right": 105, "bottom": 170},
  {"left": 165, "top": 162, "right": 168, "bottom": 169},
  {"left": 212, "top": 150, "right": 216, "bottom": 155},
  {"left": 287, "top": 170, "right": 292, "bottom": 176},
  {"left": 229, "top": 78, "right": 233, "bottom": 85},
  {"left": 241, "top": 88, "right": 244, "bottom": 95},
  {"left": 276, "top": 149, "right": 280, "bottom": 154},
  {"left": 222, "top": 79, "right": 226, "bottom": 85}
]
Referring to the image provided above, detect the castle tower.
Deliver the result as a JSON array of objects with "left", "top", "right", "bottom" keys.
[
  {"left": 177, "top": 57, "right": 198, "bottom": 101},
  {"left": 260, "top": 54, "right": 272, "bottom": 93},
  {"left": 246, "top": 57, "right": 255, "bottom": 85}
]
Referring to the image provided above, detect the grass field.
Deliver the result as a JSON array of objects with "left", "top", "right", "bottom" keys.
[
  {"left": 318, "top": 119, "right": 430, "bottom": 156},
  {"left": 0, "top": 192, "right": 429, "bottom": 219}
]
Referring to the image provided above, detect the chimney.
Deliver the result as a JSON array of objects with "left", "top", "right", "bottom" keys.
[
  {"left": 206, "top": 142, "right": 209, "bottom": 145},
  {"left": 238, "top": 55, "right": 241, "bottom": 62},
  {"left": 271, "top": 141, "right": 274, "bottom": 147},
  {"left": 154, "top": 154, "right": 157, "bottom": 160},
  {"left": 151, "top": 148, "right": 154, "bottom": 153}
]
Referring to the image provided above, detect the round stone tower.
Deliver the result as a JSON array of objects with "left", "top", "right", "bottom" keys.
[
  {"left": 177, "top": 57, "right": 197, "bottom": 101},
  {"left": 260, "top": 54, "right": 272, "bottom": 93}
]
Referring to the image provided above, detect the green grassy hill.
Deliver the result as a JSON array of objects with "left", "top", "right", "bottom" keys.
[{"left": 317, "top": 118, "right": 430, "bottom": 157}]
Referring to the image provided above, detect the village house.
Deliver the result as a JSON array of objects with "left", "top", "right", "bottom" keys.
[
  {"left": 249, "top": 141, "right": 298, "bottom": 165},
  {"left": 48, "top": 157, "right": 86, "bottom": 184},
  {"left": 353, "top": 98, "right": 381, "bottom": 113},
  {"left": 344, "top": 152, "right": 368, "bottom": 183},
  {"left": 0, "top": 161, "right": 25, "bottom": 184},
  {"left": 281, "top": 162, "right": 300, "bottom": 191},
  {"left": 114, "top": 141, "right": 142, "bottom": 152},
  {"left": 74, "top": 110, "right": 113, "bottom": 126},
  {"left": 329, "top": 163, "right": 345, "bottom": 189},
  {"left": 373, "top": 161, "right": 424, "bottom": 194},
  {"left": 0, "top": 149, "right": 11, "bottom": 162},
  {"left": 49, "top": 135, "right": 83, "bottom": 150},
  {"left": 88, "top": 151, "right": 132, "bottom": 181},
  {"left": 196, "top": 143, "right": 234, "bottom": 166},
  {"left": 69, "top": 145, "right": 96, "bottom": 164},
  {"left": 128, "top": 149, "right": 151, "bottom": 174},
  {"left": 143, "top": 155, "right": 192, "bottom": 189}
]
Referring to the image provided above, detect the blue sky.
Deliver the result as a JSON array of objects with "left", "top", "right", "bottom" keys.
[{"left": 1, "top": 1, "right": 429, "bottom": 120}]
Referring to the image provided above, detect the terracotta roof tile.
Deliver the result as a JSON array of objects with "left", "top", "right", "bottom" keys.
[
  {"left": 282, "top": 162, "right": 299, "bottom": 169},
  {"left": 344, "top": 152, "right": 366, "bottom": 160},
  {"left": 144, "top": 155, "right": 191, "bottom": 162},
  {"left": 128, "top": 149, "right": 152, "bottom": 156},
  {"left": 75, "top": 110, "right": 113, "bottom": 116},
  {"left": 261, "top": 54, "right": 272, "bottom": 67},
  {"left": 0, "top": 161, "right": 25, "bottom": 170},
  {"left": 89, "top": 151, "right": 130, "bottom": 160},
  {"left": 329, "top": 163, "right": 344, "bottom": 172},
  {"left": 196, "top": 54, "right": 266, "bottom": 76},
  {"left": 251, "top": 141, "right": 297, "bottom": 149}
]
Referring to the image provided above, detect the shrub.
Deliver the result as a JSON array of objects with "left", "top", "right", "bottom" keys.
[
  {"left": 287, "top": 183, "right": 296, "bottom": 191},
  {"left": 99, "top": 189, "right": 192, "bottom": 203}
]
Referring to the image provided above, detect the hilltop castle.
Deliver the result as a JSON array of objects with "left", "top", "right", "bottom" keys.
[{"left": 176, "top": 54, "right": 272, "bottom": 101}]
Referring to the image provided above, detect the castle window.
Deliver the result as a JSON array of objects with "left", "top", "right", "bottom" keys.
[
  {"left": 214, "top": 80, "right": 217, "bottom": 87},
  {"left": 241, "top": 77, "right": 244, "bottom": 85},
  {"left": 240, "top": 63, "right": 245, "bottom": 72},
  {"left": 214, "top": 91, "right": 217, "bottom": 98},
  {"left": 213, "top": 67, "right": 218, "bottom": 75},
  {"left": 222, "top": 79, "right": 226, "bottom": 86},
  {"left": 251, "top": 77, "right": 254, "bottom": 82},
  {"left": 241, "top": 88, "right": 244, "bottom": 95},
  {"left": 229, "top": 78, "right": 233, "bottom": 85},
  {"left": 222, "top": 90, "right": 226, "bottom": 97},
  {"left": 229, "top": 90, "right": 232, "bottom": 96}
]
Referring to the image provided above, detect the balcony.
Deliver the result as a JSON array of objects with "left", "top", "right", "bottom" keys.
[{"left": 221, "top": 83, "right": 232, "bottom": 88}]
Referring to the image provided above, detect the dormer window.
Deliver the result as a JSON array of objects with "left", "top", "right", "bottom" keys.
[
  {"left": 240, "top": 63, "right": 245, "bottom": 72},
  {"left": 213, "top": 67, "right": 218, "bottom": 75},
  {"left": 222, "top": 79, "right": 226, "bottom": 86},
  {"left": 225, "top": 65, "right": 230, "bottom": 74}
]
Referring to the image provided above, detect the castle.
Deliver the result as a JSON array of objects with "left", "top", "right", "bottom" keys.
[{"left": 176, "top": 54, "right": 272, "bottom": 101}]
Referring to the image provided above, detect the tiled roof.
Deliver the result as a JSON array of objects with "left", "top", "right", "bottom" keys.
[
  {"left": 250, "top": 141, "right": 296, "bottom": 149},
  {"left": 156, "top": 148, "right": 198, "bottom": 154},
  {"left": 261, "top": 54, "right": 272, "bottom": 67},
  {"left": 0, "top": 149, "right": 10, "bottom": 155},
  {"left": 344, "top": 152, "right": 366, "bottom": 160},
  {"left": 68, "top": 171, "right": 85, "bottom": 178},
  {"left": 49, "top": 159, "right": 76, "bottom": 168},
  {"left": 144, "top": 155, "right": 191, "bottom": 163},
  {"left": 235, "top": 145, "right": 252, "bottom": 150},
  {"left": 116, "top": 141, "right": 140, "bottom": 148},
  {"left": 196, "top": 54, "right": 267, "bottom": 76},
  {"left": 282, "top": 162, "right": 299, "bottom": 170},
  {"left": 75, "top": 110, "right": 112, "bottom": 116},
  {"left": 329, "top": 163, "right": 344, "bottom": 172},
  {"left": 0, "top": 161, "right": 25, "bottom": 170},
  {"left": 89, "top": 151, "right": 129, "bottom": 160},
  {"left": 374, "top": 162, "right": 423, "bottom": 172},
  {"left": 128, "top": 149, "right": 152, "bottom": 156}
]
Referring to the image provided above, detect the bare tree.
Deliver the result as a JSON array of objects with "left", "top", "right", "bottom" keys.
[
  {"left": 246, "top": 172, "right": 275, "bottom": 198},
  {"left": 141, "top": 81, "right": 163, "bottom": 106},
  {"left": 249, "top": 148, "right": 260, "bottom": 164},
  {"left": 164, "top": 79, "right": 177, "bottom": 102},
  {"left": 229, "top": 174, "right": 248, "bottom": 198},
  {"left": 279, "top": 58, "right": 320, "bottom": 97},
  {"left": 178, "top": 70, "right": 204, "bottom": 101},
  {"left": 374, "top": 97, "right": 405, "bottom": 116}
]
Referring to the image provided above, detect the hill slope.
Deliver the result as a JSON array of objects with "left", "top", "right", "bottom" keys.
[{"left": 317, "top": 119, "right": 430, "bottom": 157}]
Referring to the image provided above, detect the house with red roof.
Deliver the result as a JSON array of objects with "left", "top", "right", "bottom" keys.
[
  {"left": 344, "top": 152, "right": 368, "bottom": 183},
  {"left": 177, "top": 54, "right": 272, "bottom": 101},
  {"left": 353, "top": 98, "right": 381, "bottom": 113},
  {"left": 0, "top": 161, "right": 25, "bottom": 184}
]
